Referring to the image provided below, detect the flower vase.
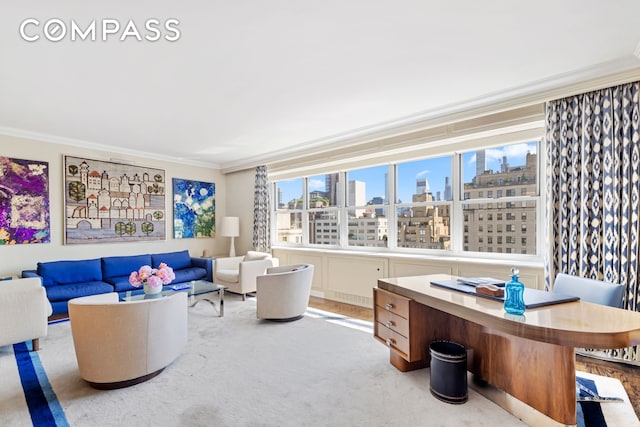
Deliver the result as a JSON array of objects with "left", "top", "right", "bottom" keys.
[{"left": 143, "top": 282, "right": 162, "bottom": 295}]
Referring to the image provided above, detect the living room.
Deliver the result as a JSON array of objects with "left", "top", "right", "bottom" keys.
[{"left": 2, "top": 2, "right": 640, "bottom": 426}]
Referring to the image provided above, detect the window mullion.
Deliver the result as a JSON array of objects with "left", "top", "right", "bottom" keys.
[{"left": 451, "top": 153, "right": 463, "bottom": 253}]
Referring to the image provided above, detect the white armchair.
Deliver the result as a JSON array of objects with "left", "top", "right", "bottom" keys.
[
  {"left": 213, "top": 251, "right": 279, "bottom": 300},
  {"left": 256, "top": 264, "right": 314, "bottom": 321},
  {"left": 68, "top": 292, "right": 187, "bottom": 389},
  {"left": 0, "top": 277, "right": 52, "bottom": 351}
]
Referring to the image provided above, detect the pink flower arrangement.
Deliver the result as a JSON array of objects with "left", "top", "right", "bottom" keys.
[{"left": 129, "top": 263, "right": 176, "bottom": 290}]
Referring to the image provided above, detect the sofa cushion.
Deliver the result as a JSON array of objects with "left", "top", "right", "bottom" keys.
[
  {"left": 216, "top": 269, "right": 239, "bottom": 283},
  {"left": 102, "top": 254, "right": 152, "bottom": 279},
  {"left": 45, "top": 281, "right": 113, "bottom": 301},
  {"left": 152, "top": 250, "right": 191, "bottom": 270},
  {"left": 104, "top": 276, "right": 141, "bottom": 292},
  {"left": 37, "top": 259, "right": 103, "bottom": 287}
]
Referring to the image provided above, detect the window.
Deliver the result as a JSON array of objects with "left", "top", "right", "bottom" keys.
[
  {"left": 275, "top": 178, "right": 303, "bottom": 245},
  {"left": 396, "top": 156, "right": 452, "bottom": 250},
  {"left": 272, "top": 140, "right": 540, "bottom": 258},
  {"left": 347, "top": 166, "right": 388, "bottom": 248},
  {"left": 460, "top": 141, "right": 538, "bottom": 254},
  {"left": 308, "top": 174, "right": 340, "bottom": 245}
]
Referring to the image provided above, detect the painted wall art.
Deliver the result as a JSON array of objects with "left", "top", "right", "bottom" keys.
[
  {"left": 172, "top": 178, "right": 215, "bottom": 238},
  {"left": 64, "top": 156, "right": 166, "bottom": 244},
  {"left": 0, "top": 156, "right": 50, "bottom": 245}
]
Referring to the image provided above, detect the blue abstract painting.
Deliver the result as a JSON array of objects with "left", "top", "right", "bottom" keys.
[{"left": 172, "top": 178, "right": 215, "bottom": 238}]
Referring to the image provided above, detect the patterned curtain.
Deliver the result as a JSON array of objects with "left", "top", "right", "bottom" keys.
[
  {"left": 546, "top": 80, "right": 640, "bottom": 362},
  {"left": 253, "top": 165, "right": 271, "bottom": 252}
]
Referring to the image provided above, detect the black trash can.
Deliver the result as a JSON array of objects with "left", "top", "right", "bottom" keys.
[{"left": 429, "top": 340, "right": 468, "bottom": 404}]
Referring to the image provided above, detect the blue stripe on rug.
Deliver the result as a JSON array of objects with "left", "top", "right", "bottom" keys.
[
  {"left": 577, "top": 376, "right": 607, "bottom": 427},
  {"left": 13, "top": 341, "right": 69, "bottom": 427}
]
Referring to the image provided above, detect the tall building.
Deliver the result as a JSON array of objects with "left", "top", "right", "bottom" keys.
[
  {"left": 475, "top": 150, "right": 486, "bottom": 181},
  {"left": 416, "top": 178, "right": 427, "bottom": 194},
  {"left": 325, "top": 173, "right": 340, "bottom": 206},
  {"left": 347, "top": 180, "right": 366, "bottom": 218},
  {"left": 444, "top": 176, "right": 452, "bottom": 201}
]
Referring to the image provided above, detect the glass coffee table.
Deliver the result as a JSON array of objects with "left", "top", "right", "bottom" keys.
[{"left": 121, "top": 280, "right": 226, "bottom": 317}]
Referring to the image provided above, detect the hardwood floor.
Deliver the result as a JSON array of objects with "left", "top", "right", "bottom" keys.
[{"left": 308, "top": 296, "right": 640, "bottom": 419}]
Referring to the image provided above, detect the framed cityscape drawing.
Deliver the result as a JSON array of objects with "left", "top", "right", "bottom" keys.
[
  {"left": 63, "top": 156, "right": 166, "bottom": 244},
  {"left": 0, "top": 156, "right": 50, "bottom": 244},
  {"left": 172, "top": 178, "right": 215, "bottom": 238}
]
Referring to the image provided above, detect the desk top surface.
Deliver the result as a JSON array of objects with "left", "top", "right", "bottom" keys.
[{"left": 378, "top": 274, "right": 640, "bottom": 349}]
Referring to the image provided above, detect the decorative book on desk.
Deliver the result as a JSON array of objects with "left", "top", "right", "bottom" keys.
[{"left": 456, "top": 277, "right": 505, "bottom": 287}]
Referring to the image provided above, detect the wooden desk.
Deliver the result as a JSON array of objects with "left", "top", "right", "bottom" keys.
[{"left": 374, "top": 274, "right": 640, "bottom": 426}]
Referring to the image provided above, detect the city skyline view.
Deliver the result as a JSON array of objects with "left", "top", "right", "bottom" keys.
[{"left": 276, "top": 141, "right": 538, "bottom": 207}]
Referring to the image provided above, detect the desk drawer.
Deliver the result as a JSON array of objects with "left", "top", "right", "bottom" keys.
[
  {"left": 375, "top": 309, "right": 409, "bottom": 337},
  {"left": 374, "top": 288, "right": 410, "bottom": 318},
  {"left": 375, "top": 323, "right": 410, "bottom": 355}
]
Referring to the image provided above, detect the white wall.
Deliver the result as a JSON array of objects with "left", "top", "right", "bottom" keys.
[
  {"left": 224, "top": 168, "right": 256, "bottom": 255},
  {"left": 0, "top": 134, "right": 227, "bottom": 278}
]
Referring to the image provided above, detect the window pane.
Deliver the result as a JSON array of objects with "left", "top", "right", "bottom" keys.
[
  {"left": 462, "top": 201, "right": 537, "bottom": 254},
  {"left": 308, "top": 174, "right": 339, "bottom": 207},
  {"left": 397, "top": 205, "right": 451, "bottom": 250},
  {"left": 348, "top": 208, "right": 388, "bottom": 248},
  {"left": 462, "top": 141, "right": 538, "bottom": 199},
  {"left": 276, "top": 179, "right": 302, "bottom": 210},
  {"left": 397, "top": 156, "right": 452, "bottom": 203},
  {"left": 275, "top": 212, "right": 302, "bottom": 244},
  {"left": 346, "top": 165, "right": 388, "bottom": 208},
  {"left": 309, "top": 210, "right": 339, "bottom": 245}
]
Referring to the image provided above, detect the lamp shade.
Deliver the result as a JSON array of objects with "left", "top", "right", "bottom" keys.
[{"left": 220, "top": 216, "right": 240, "bottom": 237}]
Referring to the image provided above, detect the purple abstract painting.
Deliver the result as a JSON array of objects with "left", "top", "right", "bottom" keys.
[{"left": 0, "top": 156, "right": 50, "bottom": 244}]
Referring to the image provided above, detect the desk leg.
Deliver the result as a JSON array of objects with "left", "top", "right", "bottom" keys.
[{"left": 418, "top": 305, "right": 576, "bottom": 426}]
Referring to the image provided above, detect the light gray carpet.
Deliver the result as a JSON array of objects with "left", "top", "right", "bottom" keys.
[{"left": 2, "top": 294, "right": 528, "bottom": 426}]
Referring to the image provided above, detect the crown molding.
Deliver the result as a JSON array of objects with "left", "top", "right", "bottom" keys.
[{"left": 0, "top": 126, "right": 221, "bottom": 170}]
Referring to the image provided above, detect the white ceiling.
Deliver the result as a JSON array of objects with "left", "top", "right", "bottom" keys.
[{"left": 1, "top": 1, "right": 640, "bottom": 171}]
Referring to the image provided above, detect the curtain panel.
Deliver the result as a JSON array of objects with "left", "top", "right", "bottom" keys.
[
  {"left": 546, "top": 81, "right": 640, "bottom": 362},
  {"left": 253, "top": 165, "right": 271, "bottom": 252}
]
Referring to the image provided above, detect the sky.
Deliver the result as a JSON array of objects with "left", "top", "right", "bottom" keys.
[{"left": 276, "top": 141, "right": 537, "bottom": 206}]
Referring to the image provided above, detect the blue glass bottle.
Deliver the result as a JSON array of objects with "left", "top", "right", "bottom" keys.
[{"left": 504, "top": 267, "right": 525, "bottom": 315}]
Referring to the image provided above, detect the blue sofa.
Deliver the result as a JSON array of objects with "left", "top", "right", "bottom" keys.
[{"left": 22, "top": 250, "right": 212, "bottom": 315}]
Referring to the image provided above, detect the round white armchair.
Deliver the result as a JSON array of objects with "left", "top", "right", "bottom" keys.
[
  {"left": 68, "top": 292, "right": 187, "bottom": 389},
  {"left": 256, "top": 264, "right": 314, "bottom": 321}
]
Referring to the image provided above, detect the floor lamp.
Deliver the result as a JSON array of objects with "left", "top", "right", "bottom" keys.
[{"left": 220, "top": 216, "right": 239, "bottom": 257}]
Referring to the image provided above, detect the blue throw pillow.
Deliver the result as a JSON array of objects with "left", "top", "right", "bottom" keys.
[{"left": 152, "top": 250, "right": 191, "bottom": 270}]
